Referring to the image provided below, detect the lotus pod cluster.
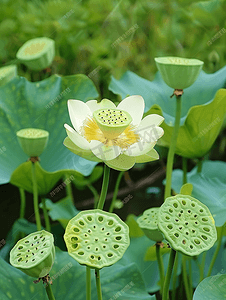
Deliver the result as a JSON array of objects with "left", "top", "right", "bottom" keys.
[
  {"left": 158, "top": 195, "right": 217, "bottom": 256},
  {"left": 64, "top": 209, "right": 130, "bottom": 269},
  {"left": 10, "top": 230, "right": 55, "bottom": 278}
]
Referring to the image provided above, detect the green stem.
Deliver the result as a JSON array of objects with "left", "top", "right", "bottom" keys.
[
  {"left": 164, "top": 95, "right": 182, "bottom": 200},
  {"left": 188, "top": 259, "right": 193, "bottom": 297},
  {"left": 41, "top": 198, "right": 51, "bottom": 232},
  {"left": 197, "top": 159, "right": 203, "bottom": 173},
  {"left": 86, "top": 266, "right": 91, "bottom": 300},
  {"left": 65, "top": 174, "right": 74, "bottom": 203},
  {"left": 172, "top": 251, "right": 179, "bottom": 300},
  {"left": 156, "top": 243, "right": 165, "bottom": 294},
  {"left": 109, "top": 171, "right": 124, "bottom": 213},
  {"left": 45, "top": 283, "right": 56, "bottom": 300},
  {"left": 162, "top": 248, "right": 176, "bottom": 300},
  {"left": 95, "top": 269, "right": 102, "bottom": 300},
  {"left": 182, "top": 255, "right": 191, "bottom": 300},
  {"left": 199, "top": 252, "right": 207, "bottom": 282},
  {"left": 182, "top": 157, "right": 187, "bottom": 185},
  {"left": 87, "top": 184, "right": 99, "bottom": 209},
  {"left": 207, "top": 225, "right": 224, "bottom": 277},
  {"left": 31, "top": 162, "right": 42, "bottom": 231},
  {"left": 19, "top": 188, "right": 26, "bottom": 219},
  {"left": 97, "top": 165, "right": 110, "bottom": 210}
]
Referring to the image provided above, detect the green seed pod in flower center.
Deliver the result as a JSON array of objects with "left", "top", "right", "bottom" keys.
[
  {"left": 10, "top": 230, "right": 55, "bottom": 278},
  {"left": 17, "top": 128, "right": 49, "bottom": 157},
  {"left": 93, "top": 108, "right": 132, "bottom": 139}
]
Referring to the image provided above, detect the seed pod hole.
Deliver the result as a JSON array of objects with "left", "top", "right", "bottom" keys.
[
  {"left": 98, "top": 216, "right": 104, "bottom": 222},
  {"left": 79, "top": 221, "right": 85, "bottom": 226},
  {"left": 107, "top": 253, "right": 113, "bottom": 257},
  {"left": 115, "top": 236, "right": 122, "bottom": 241},
  {"left": 173, "top": 203, "right": 178, "bottom": 208},
  {"left": 108, "top": 220, "right": 114, "bottom": 226},
  {"left": 87, "top": 216, "right": 92, "bottom": 221},
  {"left": 78, "top": 251, "right": 84, "bottom": 255},
  {"left": 115, "top": 226, "right": 121, "bottom": 232},
  {"left": 114, "top": 245, "right": 119, "bottom": 249},
  {"left": 34, "top": 236, "right": 37, "bottom": 240},
  {"left": 74, "top": 228, "right": 80, "bottom": 232},
  {"left": 72, "top": 243, "right": 78, "bottom": 249},
  {"left": 167, "top": 225, "right": 173, "bottom": 230}
]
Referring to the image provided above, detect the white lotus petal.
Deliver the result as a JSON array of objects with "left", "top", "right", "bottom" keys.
[
  {"left": 136, "top": 126, "right": 164, "bottom": 144},
  {"left": 117, "top": 95, "right": 145, "bottom": 126},
  {"left": 124, "top": 140, "right": 156, "bottom": 157},
  {"left": 89, "top": 140, "right": 121, "bottom": 161},
  {"left": 135, "top": 148, "right": 159, "bottom": 163},
  {"left": 139, "top": 114, "right": 164, "bottom": 127},
  {"left": 86, "top": 99, "right": 116, "bottom": 113},
  {"left": 64, "top": 124, "right": 90, "bottom": 150},
  {"left": 68, "top": 100, "right": 92, "bottom": 133}
]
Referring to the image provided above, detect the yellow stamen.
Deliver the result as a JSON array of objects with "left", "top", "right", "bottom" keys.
[{"left": 82, "top": 117, "right": 139, "bottom": 149}]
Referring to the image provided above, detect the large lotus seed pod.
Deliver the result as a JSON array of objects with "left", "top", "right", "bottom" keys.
[
  {"left": 64, "top": 209, "right": 130, "bottom": 269},
  {"left": 0, "top": 65, "right": 17, "bottom": 86},
  {"left": 137, "top": 207, "right": 164, "bottom": 242},
  {"left": 17, "top": 128, "right": 49, "bottom": 157},
  {"left": 16, "top": 37, "right": 55, "bottom": 71},
  {"left": 158, "top": 195, "right": 217, "bottom": 256},
  {"left": 10, "top": 230, "right": 55, "bottom": 278},
  {"left": 93, "top": 108, "right": 132, "bottom": 139},
  {"left": 154, "top": 57, "right": 204, "bottom": 90}
]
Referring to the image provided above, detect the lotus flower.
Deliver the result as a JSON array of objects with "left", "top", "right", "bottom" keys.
[{"left": 64, "top": 96, "right": 164, "bottom": 171}]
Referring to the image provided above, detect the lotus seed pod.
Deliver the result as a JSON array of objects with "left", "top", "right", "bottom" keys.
[
  {"left": 64, "top": 209, "right": 130, "bottom": 269},
  {"left": 93, "top": 108, "right": 132, "bottom": 139},
  {"left": 17, "top": 128, "right": 49, "bottom": 157},
  {"left": 10, "top": 230, "right": 55, "bottom": 278},
  {"left": 137, "top": 207, "right": 164, "bottom": 242},
  {"left": 0, "top": 65, "right": 17, "bottom": 86},
  {"left": 154, "top": 57, "right": 204, "bottom": 90},
  {"left": 158, "top": 195, "right": 217, "bottom": 256},
  {"left": 16, "top": 37, "right": 55, "bottom": 71}
]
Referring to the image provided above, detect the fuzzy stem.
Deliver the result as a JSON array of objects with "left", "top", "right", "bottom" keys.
[
  {"left": 97, "top": 165, "right": 110, "bottom": 210},
  {"left": 207, "top": 225, "right": 224, "bottom": 277},
  {"left": 41, "top": 198, "right": 51, "bottom": 232},
  {"left": 31, "top": 162, "right": 42, "bottom": 231},
  {"left": 172, "top": 252, "right": 179, "bottom": 300},
  {"left": 95, "top": 269, "right": 102, "bottom": 300},
  {"left": 109, "top": 171, "right": 124, "bottom": 213},
  {"left": 182, "top": 157, "right": 187, "bottom": 185},
  {"left": 182, "top": 255, "right": 191, "bottom": 300},
  {"left": 45, "top": 284, "right": 56, "bottom": 300},
  {"left": 197, "top": 159, "right": 203, "bottom": 173},
  {"left": 65, "top": 174, "right": 74, "bottom": 203},
  {"left": 162, "top": 248, "right": 176, "bottom": 300},
  {"left": 87, "top": 184, "right": 99, "bottom": 209},
  {"left": 164, "top": 95, "right": 182, "bottom": 200},
  {"left": 199, "top": 252, "right": 207, "bottom": 282},
  {"left": 156, "top": 243, "right": 165, "bottom": 294},
  {"left": 19, "top": 188, "right": 26, "bottom": 219},
  {"left": 86, "top": 266, "right": 91, "bottom": 300}
]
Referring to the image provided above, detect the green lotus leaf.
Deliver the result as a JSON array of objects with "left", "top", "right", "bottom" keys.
[
  {"left": 193, "top": 274, "right": 226, "bottom": 300},
  {"left": 0, "top": 248, "right": 154, "bottom": 300},
  {"left": 40, "top": 197, "right": 80, "bottom": 228},
  {"left": 0, "top": 74, "right": 99, "bottom": 185},
  {"left": 10, "top": 161, "right": 85, "bottom": 195},
  {"left": 109, "top": 70, "right": 226, "bottom": 158},
  {"left": 170, "top": 160, "right": 226, "bottom": 226}
]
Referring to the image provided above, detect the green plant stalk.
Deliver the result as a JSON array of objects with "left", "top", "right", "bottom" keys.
[
  {"left": 197, "top": 159, "right": 203, "bottom": 173},
  {"left": 172, "top": 251, "right": 179, "bottom": 300},
  {"left": 19, "top": 187, "right": 26, "bottom": 219},
  {"left": 182, "top": 157, "right": 187, "bottom": 185},
  {"left": 31, "top": 162, "right": 42, "bottom": 231},
  {"left": 199, "top": 252, "right": 207, "bottom": 282},
  {"left": 41, "top": 198, "right": 51, "bottom": 232},
  {"left": 188, "top": 259, "right": 193, "bottom": 297},
  {"left": 88, "top": 184, "right": 99, "bottom": 209},
  {"left": 86, "top": 266, "right": 91, "bottom": 300},
  {"left": 164, "top": 95, "right": 182, "bottom": 200},
  {"left": 65, "top": 174, "right": 74, "bottom": 204},
  {"left": 182, "top": 255, "right": 191, "bottom": 300},
  {"left": 97, "top": 164, "right": 110, "bottom": 210},
  {"left": 207, "top": 225, "right": 224, "bottom": 277},
  {"left": 45, "top": 283, "right": 56, "bottom": 300},
  {"left": 95, "top": 269, "right": 102, "bottom": 300},
  {"left": 162, "top": 248, "right": 176, "bottom": 300},
  {"left": 156, "top": 243, "right": 165, "bottom": 294},
  {"left": 109, "top": 171, "right": 124, "bottom": 213}
]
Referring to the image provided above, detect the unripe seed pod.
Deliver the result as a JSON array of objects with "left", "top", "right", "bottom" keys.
[{"left": 10, "top": 230, "right": 55, "bottom": 278}]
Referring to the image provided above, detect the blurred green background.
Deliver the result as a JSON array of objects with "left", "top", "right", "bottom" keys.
[{"left": 1, "top": 0, "right": 226, "bottom": 97}]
